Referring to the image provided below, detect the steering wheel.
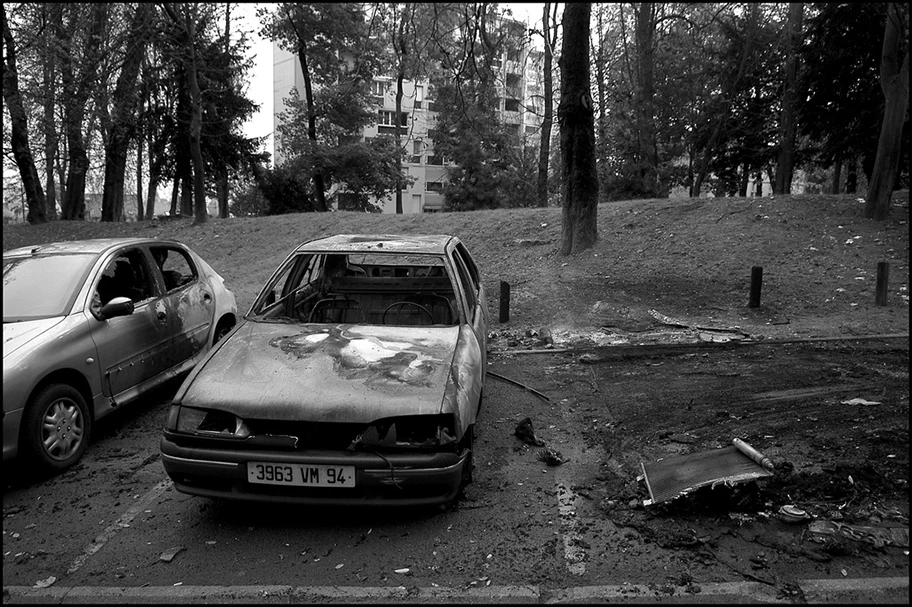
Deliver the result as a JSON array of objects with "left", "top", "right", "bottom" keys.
[{"left": 382, "top": 301, "right": 434, "bottom": 325}]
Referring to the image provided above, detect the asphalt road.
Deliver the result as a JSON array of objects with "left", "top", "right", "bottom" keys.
[{"left": 3, "top": 338, "right": 908, "bottom": 604}]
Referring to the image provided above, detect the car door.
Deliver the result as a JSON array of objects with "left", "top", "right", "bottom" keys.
[
  {"left": 88, "top": 247, "right": 175, "bottom": 400},
  {"left": 452, "top": 242, "right": 488, "bottom": 375},
  {"left": 149, "top": 245, "right": 213, "bottom": 364}
]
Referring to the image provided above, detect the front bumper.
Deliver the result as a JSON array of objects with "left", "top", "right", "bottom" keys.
[{"left": 160, "top": 433, "right": 468, "bottom": 507}]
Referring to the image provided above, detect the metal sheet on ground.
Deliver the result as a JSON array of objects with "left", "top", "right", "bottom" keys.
[{"left": 640, "top": 445, "right": 773, "bottom": 505}]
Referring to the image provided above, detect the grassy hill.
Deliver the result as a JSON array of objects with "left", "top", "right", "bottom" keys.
[{"left": 4, "top": 194, "right": 909, "bottom": 342}]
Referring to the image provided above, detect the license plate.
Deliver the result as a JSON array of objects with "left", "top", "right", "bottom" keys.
[{"left": 247, "top": 462, "right": 355, "bottom": 487}]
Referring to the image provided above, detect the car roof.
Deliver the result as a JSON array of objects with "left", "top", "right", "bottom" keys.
[
  {"left": 295, "top": 234, "right": 458, "bottom": 255},
  {"left": 3, "top": 237, "right": 185, "bottom": 257}
]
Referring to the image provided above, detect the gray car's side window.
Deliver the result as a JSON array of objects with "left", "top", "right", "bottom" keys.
[
  {"left": 151, "top": 246, "right": 196, "bottom": 292},
  {"left": 96, "top": 249, "right": 156, "bottom": 306}
]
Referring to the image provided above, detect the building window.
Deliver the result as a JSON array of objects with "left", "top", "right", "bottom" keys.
[
  {"left": 425, "top": 181, "right": 444, "bottom": 193},
  {"left": 378, "top": 110, "right": 408, "bottom": 126},
  {"left": 413, "top": 141, "right": 424, "bottom": 154},
  {"left": 427, "top": 155, "right": 443, "bottom": 166},
  {"left": 504, "top": 99, "right": 520, "bottom": 112},
  {"left": 371, "top": 80, "right": 386, "bottom": 96}
]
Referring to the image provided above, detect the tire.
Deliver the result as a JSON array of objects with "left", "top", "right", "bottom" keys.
[
  {"left": 20, "top": 384, "right": 91, "bottom": 473},
  {"left": 460, "top": 425, "right": 475, "bottom": 489},
  {"left": 212, "top": 318, "right": 234, "bottom": 345}
]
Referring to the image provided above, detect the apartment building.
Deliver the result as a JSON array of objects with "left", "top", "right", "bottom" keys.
[{"left": 272, "top": 17, "right": 544, "bottom": 213}]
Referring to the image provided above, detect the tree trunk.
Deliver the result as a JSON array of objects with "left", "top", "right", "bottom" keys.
[
  {"left": 537, "top": 2, "right": 556, "bottom": 208},
  {"left": 774, "top": 3, "right": 803, "bottom": 195},
  {"left": 864, "top": 2, "right": 909, "bottom": 220},
  {"left": 146, "top": 172, "right": 159, "bottom": 219},
  {"left": 393, "top": 6, "right": 408, "bottom": 214},
  {"left": 738, "top": 163, "right": 749, "bottom": 197},
  {"left": 102, "top": 4, "right": 151, "bottom": 222},
  {"left": 136, "top": 132, "right": 144, "bottom": 221},
  {"left": 558, "top": 3, "right": 599, "bottom": 255},
  {"left": 216, "top": 173, "right": 229, "bottom": 218},
  {"left": 59, "top": 3, "right": 107, "bottom": 220},
  {"left": 634, "top": 3, "right": 659, "bottom": 197},
  {"left": 846, "top": 157, "right": 858, "bottom": 193},
  {"left": 693, "top": 4, "right": 759, "bottom": 197},
  {"left": 2, "top": 6, "right": 47, "bottom": 224},
  {"left": 288, "top": 13, "right": 328, "bottom": 212},
  {"left": 831, "top": 156, "right": 842, "bottom": 194},
  {"left": 42, "top": 4, "right": 60, "bottom": 220}
]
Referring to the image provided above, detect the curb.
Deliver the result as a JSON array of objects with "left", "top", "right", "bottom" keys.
[{"left": 4, "top": 577, "right": 909, "bottom": 604}]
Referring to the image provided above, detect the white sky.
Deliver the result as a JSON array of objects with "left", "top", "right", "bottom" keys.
[{"left": 237, "top": 3, "right": 546, "bottom": 163}]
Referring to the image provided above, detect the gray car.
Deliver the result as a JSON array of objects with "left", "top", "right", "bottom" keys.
[
  {"left": 3, "top": 238, "right": 238, "bottom": 473},
  {"left": 161, "top": 234, "right": 488, "bottom": 507}
]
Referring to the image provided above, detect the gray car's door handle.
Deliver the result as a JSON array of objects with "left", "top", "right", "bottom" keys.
[
  {"left": 203, "top": 292, "right": 212, "bottom": 303},
  {"left": 157, "top": 310, "right": 167, "bottom": 321}
]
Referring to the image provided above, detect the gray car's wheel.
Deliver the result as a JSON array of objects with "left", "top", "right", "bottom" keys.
[{"left": 21, "top": 384, "right": 91, "bottom": 473}]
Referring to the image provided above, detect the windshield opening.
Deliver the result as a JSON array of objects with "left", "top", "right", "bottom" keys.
[{"left": 250, "top": 252, "right": 459, "bottom": 326}]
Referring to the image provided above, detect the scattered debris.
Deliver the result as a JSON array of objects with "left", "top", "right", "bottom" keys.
[
  {"left": 666, "top": 433, "right": 698, "bottom": 444},
  {"left": 514, "top": 417, "right": 546, "bottom": 447},
  {"left": 807, "top": 521, "right": 909, "bottom": 549},
  {"left": 394, "top": 568, "right": 411, "bottom": 575},
  {"left": 159, "top": 546, "right": 185, "bottom": 563},
  {"left": 840, "top": 397, "right": 882, "bottom": 406},
  {"left": 778, "top": 505, "right": 811, "bottom": 524},
  {"left": 640, "top": 439, "right": 775, "bottom": 506},
  {"left": 733, "top": 438, "right": 775, "bottom": 472},
  {"left": 33, "top": 577, "right": 55, "bottom": 589},
  {"left": 648, "top": 309, "right": 750, "bottom": 340},
  {"left": 538, "top": 447, "right": 564, "bottom": 466}
]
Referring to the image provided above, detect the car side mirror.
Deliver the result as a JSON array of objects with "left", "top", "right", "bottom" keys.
[{"left": 100, "top": 296, "right": 134, "bottom": 320}]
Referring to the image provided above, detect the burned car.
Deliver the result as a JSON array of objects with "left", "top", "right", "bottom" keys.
[
  {"left": 161, "top": 234, "right": 488, "bottom": 507},
  {"left": 3, "top": 238, "right": 238, "bottom": 473}
]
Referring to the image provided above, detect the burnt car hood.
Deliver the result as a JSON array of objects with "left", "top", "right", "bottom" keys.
[{"left": 178, "top": 321, "right": 461, "bottom": 422}]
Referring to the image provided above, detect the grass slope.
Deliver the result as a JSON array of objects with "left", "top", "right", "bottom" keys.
[{"left": 4, "top": 194, "right": 909, "bottom": 341}]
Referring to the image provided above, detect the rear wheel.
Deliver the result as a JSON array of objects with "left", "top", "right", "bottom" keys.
[
  {"left": 459, "top": 425, "right": 475, "bottom": 489},
  {"left": 21, "top": 384, "right": 91, "bottom": 473},
  {"left": 212, "top": 317, "right": 235, "bottom": 344}
]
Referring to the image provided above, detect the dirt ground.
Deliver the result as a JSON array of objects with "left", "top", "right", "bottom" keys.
[{"left": 4, "top": 192, "right": 909, "bottom": 593}]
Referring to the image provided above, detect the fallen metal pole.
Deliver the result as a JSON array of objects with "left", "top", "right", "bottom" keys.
[{"left": 487, "top": 371, "right": 550, "bottom": 402}]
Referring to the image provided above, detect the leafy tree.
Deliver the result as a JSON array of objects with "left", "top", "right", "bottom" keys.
[
  {"left": 428, "top": 2, "right": 537, "bottom": 210},
  {"left": 162, "top": 3, "right": 209, "bottom": 225},
  {"left": 772, "top": 2, "right": 803, "bottom": 195},
  {"left": 2, "top": 4, "right": 47, "bottom": 224},
  {"left": 536, "top": 2, "right": 559, "bottom": 207},
  {"left": 261, "top": 3, "right": 384, "bottom": 212},
  {"left": 558, "top": 2, "right": 598, "bottom": 254},
  {"left": 56, "top": 3, "right": 108, "bottom": 220},
  {"left": 865, "top": 2, "right": 909, "bottom": 220},
  {"left": 798, "top": 3, "right": 888, "bottom": 193},
  {"left": 100, "top": 4, "right": 154, "bottom": 222}
]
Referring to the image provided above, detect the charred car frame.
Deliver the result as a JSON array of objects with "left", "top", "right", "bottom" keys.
[{"left": 161, "top": 234, "right": 488, "bottom": 507}]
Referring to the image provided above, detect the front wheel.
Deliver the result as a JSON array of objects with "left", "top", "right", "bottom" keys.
[{"left": 20, "top": 384, "right": 91, "bottom": 473}]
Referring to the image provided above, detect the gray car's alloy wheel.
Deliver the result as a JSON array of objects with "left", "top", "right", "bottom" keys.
[{"left": 21, "top": 384, "right": 91, "bottom": 472}]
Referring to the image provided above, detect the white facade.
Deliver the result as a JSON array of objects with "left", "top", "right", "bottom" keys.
[{"left": 272, "top": 21, "right": 544, "bottom": 214}]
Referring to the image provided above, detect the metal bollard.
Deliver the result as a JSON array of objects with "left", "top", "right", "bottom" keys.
[
  {"left": 875, "top": 261, "right": 889, "bottom": 306},
  {"left": 748, "top": 266, "right": 763, "bottom": 308},
  {"left": 499, "top": 281, "right": 510, "bottom": 323}
]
